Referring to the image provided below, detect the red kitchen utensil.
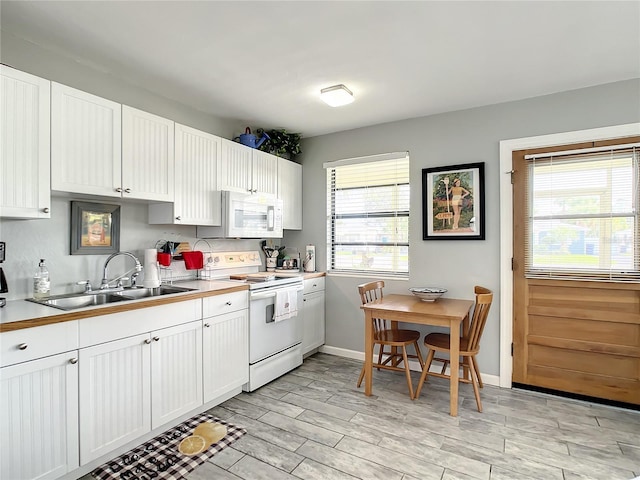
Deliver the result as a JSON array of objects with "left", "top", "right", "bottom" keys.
[
  {"left": 157, "top": 252, "right": 171, "bottom": 267},
  {"left": 182, "top": 251, "right": 204, "bottom": 270}
]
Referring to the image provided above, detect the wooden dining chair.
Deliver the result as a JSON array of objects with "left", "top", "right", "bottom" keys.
[
  {"left": 414, "top": 286, "right": 493, "bottom": 411},
  {"left": 356, "top": 281, "right": 425, "bottom": 398}
]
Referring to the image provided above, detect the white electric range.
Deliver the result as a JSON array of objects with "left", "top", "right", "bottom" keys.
[{"left": 203, "top": 251, "right": 304, "bottom": 391}]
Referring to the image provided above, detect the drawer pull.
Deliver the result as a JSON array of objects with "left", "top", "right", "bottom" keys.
[
  {"left": 226, "top": 301, "right": 232, "bottom": 306},
  {"left": 18, "top": 343, "right": 28, "bottom": 350},
  {"left": 204, "top": 323, "right": 210, "bottom": 328},
  {"left": 144, "top": 339, "right": 152, "bottom": 344},
  {"left": 153, "top": 336, "right": 160, "bottom": 342},
  {"left": 69, "top": 358, "right": 78, "bottom": 365}
]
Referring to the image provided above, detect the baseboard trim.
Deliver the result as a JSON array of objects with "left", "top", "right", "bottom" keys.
[{"left": 318, "top": 345, "right": 500, "bottom": 387}]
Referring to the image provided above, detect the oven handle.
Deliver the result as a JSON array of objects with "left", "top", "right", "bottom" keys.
[
  {"left": 251, "top": 292, "right": 276, "bottom": 300},
  {"left": 250, "top": 286, "right": 303, "bottom": 301}
]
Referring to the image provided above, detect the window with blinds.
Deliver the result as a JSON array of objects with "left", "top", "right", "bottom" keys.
[
  {"left": 325, "top": 152, "right": 409, "bottom": 277},
  {"left": 525, "top": 144, "right": 639, "bottom": 282}
]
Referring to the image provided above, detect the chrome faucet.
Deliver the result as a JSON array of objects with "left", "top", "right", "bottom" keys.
[{"left": 100, "top": 251, "right": 143, "bottom": 290}]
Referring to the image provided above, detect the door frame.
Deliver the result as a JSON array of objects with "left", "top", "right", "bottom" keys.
[{"left": 498, "top": 122, "right": 640, "bottom": 388}]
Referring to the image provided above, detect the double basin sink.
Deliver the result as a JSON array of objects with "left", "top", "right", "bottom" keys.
[{"left": 27, "top": 285, "right": 197, "bottom": 311}]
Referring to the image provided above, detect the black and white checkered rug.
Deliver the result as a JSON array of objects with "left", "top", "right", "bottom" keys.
[{"left": 91, "top": 413, "right": 246, "bottom": 480}]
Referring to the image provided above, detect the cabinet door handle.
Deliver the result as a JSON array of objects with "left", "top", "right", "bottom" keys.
[
  {"left": 144, "top": 338, "right": 152, "bottom": 344},
  {"left": 303, "top": 299, "right": 306, "bottom": 302},
  {"left": 175, "top": 216, "right": 181, "bottom": 221},
  {"left": 204, "top": 323, "right": 210, "bottom": 328},
  {"left": 115, "top": 187, "right": 123, "bottom": 193},
  {"left": 226, "top": 301, "right": 232, "bottom": 306},
  {"left": 43, "top": 207, "right": 50, "bottom": 213},
  {"left": 69, "top": 358, "right": 78, "bottom": 364},
  {"left": 313, "top": 284, "right": 317, "bottom": 287},
  {"left": 153, "top": 336, "right": 160, "bottom": 342},
  {"left": 18, "top": 343, "right": 28, "bottom": 350},
  {"left": 124, "top": 188, "right": 131, "bottom": 193}
]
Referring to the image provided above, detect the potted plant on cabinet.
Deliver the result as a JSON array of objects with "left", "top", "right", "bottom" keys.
[{"left": 256, "top": 128, "right": 302, "bottom": 160}]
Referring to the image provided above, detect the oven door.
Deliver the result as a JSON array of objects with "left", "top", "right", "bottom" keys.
[{"left": 249, "top": 285, "right": 304, "bottom": 364}]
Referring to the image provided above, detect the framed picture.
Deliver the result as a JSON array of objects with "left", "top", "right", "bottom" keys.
[
  {"left": 71, "top": 201, "right": 120, "bottom": 255},
  {"left": 422, "top": 162, "right": 485, "bottom": 240}
]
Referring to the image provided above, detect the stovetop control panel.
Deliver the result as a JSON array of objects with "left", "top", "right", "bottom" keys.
[{"left": 210, "top": 251, "right": 261, "bottom": 269}]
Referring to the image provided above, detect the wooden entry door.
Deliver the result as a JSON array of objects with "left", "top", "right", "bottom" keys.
[{"left": 512, "top": 138, "right": 640, "bottom": 405}]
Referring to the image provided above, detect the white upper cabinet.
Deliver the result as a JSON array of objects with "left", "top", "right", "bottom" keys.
[
  {"left": 0, "top": 66, "right": 51, "bottom": 218},
  {"left": 51, "top": 82, "right": 122, "bottom": 197},
  {"left": 218, "top": 140, "right": 278, "bottom": 196},
  {"left": 218, "top": 138, "right": 253, "bottom": 193},
  {"left": 149, "top": 123, "right": 221, "bottom": 225},
  {"left": 122, "top": 106, "right": 175, "bottom": 202},
  {"left": 251, "top": 149, "right": 278, "bottom": 196},
  {"left": 277, "top": 157, "right": 302, "bottom": 230}
]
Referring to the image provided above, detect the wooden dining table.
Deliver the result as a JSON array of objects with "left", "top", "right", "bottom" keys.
[{"left": 361, "top": 294, "right": 474, "bottom": 416}]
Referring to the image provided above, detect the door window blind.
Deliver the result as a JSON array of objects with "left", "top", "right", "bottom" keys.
[
  {"left": 325, "top": 153, "right": 409, "bottom": 276},
  {"left": 524, "top": 145, "right": 639, "bottom": 282}
]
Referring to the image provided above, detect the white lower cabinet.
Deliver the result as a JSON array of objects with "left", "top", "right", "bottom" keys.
[
  {"left": 203, "top": 309, "right": 248, "bottom": 402},
  {"left": 78, "top": 333, "right": 151, "bottom": 465},
  {"left": 1, "top": 351, "right": 79, "bottom": 480},
  {"left": 151, "top": 321, "right": 203, "bottom": 429},
  {"left": 2, "top": 293, "right": 248, "bottom": 479},
  {"left": 302, "top": 277, "right": 325, "bottom": 355}
]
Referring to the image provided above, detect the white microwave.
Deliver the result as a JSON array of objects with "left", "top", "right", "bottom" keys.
[{"left": 196, "top": 191, "right": 283, "bottom": 239}]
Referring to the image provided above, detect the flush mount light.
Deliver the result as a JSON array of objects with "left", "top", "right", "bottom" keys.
[{"left": 320, "top": 84, "right": 354, "bottom": 107}]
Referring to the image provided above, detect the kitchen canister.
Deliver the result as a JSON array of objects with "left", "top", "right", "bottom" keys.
[
  {"left": 304, "top": 245, "right": 315, "bottom": 272},
  {"left": 142, "top": 248, "right": 161, "bottom": 288}
]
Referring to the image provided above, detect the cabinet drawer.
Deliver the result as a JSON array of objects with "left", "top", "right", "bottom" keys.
[
  {"left": 1, "top": 321, "right": 78, "bottom": 367},
  {"left": 202, "top": 291, "right": 248, "bottom": 318},
  {"left": 79, "top": 299, "right": 201, "bottom": 347},
  {"left": 304, "top": 277, "right": 325, "bottom": 294}
]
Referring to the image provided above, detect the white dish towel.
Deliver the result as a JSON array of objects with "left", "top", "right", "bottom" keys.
[{"left": 273, "top": 287, "right": 298, "bottom": 323}]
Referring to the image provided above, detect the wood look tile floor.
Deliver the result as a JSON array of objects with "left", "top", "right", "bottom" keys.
[{"left": 187, "top": 353, "right": 640, "bottom": 480}]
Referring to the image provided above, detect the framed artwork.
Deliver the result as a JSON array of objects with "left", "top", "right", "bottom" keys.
[
  {"left": 422, "top": 162, "right": 485, "bottom": 240},
  {"left": 71, "top": 201, "right": 120, "bottom": 255}
]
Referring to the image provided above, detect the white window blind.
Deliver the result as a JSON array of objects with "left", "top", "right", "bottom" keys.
[
  {"left": 525, "top": 145, "right": 639, "bottom": 282},
  {"left": 325, "top": 152, "right": 410, "bottom": 277}
]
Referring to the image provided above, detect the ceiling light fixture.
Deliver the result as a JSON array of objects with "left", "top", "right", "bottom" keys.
[{"left": 320, "top": 84, "right": 354, "bottom": 107}]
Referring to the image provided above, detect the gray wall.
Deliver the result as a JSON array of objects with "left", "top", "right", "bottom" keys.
[
  {"left": 0, "top": 31, "right": 245, "bottom": 138},
  {"left": 284, "top": 78, "right": 640, "bottom": 376}
]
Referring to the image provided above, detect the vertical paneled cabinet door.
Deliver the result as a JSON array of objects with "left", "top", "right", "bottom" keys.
[
  {"left": 0, "top": 66, "right": 51, "bottom": 218},
  {"left": 203, "top": 309, "right": 249, "bottom": 402},
  {"left": 218, "top": 138, "right": 253, "bottom": 193},
  {"left": 78, "top": 333, "right": 151, "bottom": 465},
  {"left": 277, "top": 157, "right": 303, "bottom": 230},
  {"left": 51, "top": 82, "right": 122, "bottom": 197},
  {"left": 150, "top": 321, "right": 203, "bottom": 429},
  {"left": 121, "top": 106, "right": 175, "bottom": 201},
  {"left": 302, "top": 278, "right": 325, "bottom": 355},
  {"left": 251, "top": 149, "right": 279, "bottom": 196},
  {"left": 149, "top": 123, "right": 221, "bottom": 225},
  {"left": 0, "top": 352, "right": 79, "bottom": 480}
]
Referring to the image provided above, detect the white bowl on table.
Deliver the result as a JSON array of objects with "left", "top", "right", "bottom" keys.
[{"left": 409, "top": 287, "right": 447, "bottom": 302}]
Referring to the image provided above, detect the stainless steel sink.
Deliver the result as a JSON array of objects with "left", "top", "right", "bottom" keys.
[
  {"left": 27, "top": 292, "right": 128, "bottom": 311},
  {"left": 27, "top": 285, "right": 197, "bottom": 311},
  {"left": 115, "top": 285, "right": 196, "bottom": 300}
]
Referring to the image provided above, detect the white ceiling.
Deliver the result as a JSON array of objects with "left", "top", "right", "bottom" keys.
[{"left": 1, "top": 1, "right": 639, "bottom": 138}]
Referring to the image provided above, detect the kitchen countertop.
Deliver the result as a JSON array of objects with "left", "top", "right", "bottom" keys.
[{"left": 0, "top": 279, "right": 248, "bottom": 332}]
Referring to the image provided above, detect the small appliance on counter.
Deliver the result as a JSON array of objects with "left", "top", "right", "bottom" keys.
[
  {"left": 0, "top": 242, "right": 7, "bottom": 307},
  {"left": 304, "top": 244, "right": 316, "bottom": 273}
]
